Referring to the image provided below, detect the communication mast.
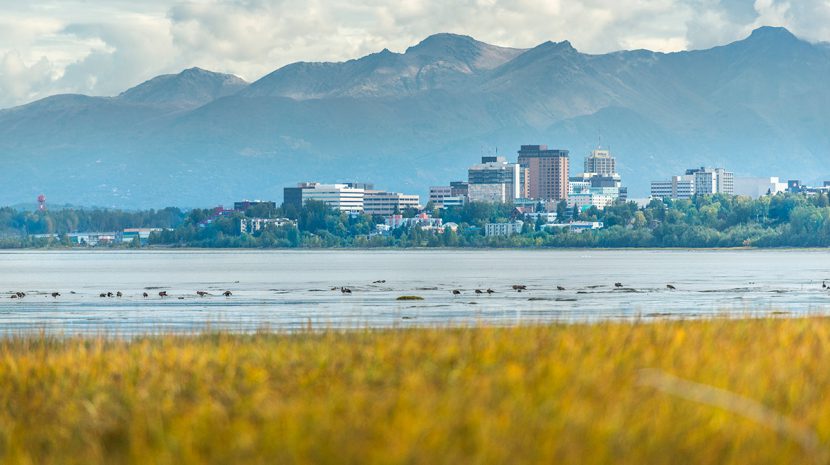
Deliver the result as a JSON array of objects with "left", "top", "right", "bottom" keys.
[{"left": 37, "top": 194, "right": 46, "bottom": 212}]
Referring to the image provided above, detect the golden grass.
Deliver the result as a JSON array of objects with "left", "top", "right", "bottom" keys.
[{"left": 2, "top": 318, "right": 830, "bottom": 464}]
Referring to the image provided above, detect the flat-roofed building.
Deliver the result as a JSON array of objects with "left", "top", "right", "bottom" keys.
[
  {"left": 430, "top": 181, "right": 469, "bottom": 208},
  {"left": 364, "top": 191, "right": 420, "bottom": 215},
  {"left": 686, "top": 167, "right": 734, "bottom": 195},
  {"left": 651, "top": 175, "right": 696, "bottom": 199},
  {"left": 584, "top": 149, "right": 616, "bottom": 176},
  {"left": 517, "top": 145, "right": 570, "bottom": 201},
  {"left": 467, "top": 156, "right": 521, "bottom": 203},
  {"left": 284, "top": 182, "right": 365, "bottom": 212},
  {"left": 733, "top": 177, "right": 788, "bottom": 198},
  {"left": 485, "top": 221, "right": 524, "bottom": 237},
  {"left": 233, "top": 200, "right": 277, "bottom": 212},
  {"left": 567, "top": 192, "right": 616, "bottom": 211},
  {"left": 240, "top": 218, "right": 295, "bottom": 234}
]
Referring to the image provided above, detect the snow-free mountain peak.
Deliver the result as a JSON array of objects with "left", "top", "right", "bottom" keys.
[{"left": 117, "top": 67, "right": 248, "bottom": 108}]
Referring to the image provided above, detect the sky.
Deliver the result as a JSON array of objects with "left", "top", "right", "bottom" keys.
[{"left": 0, "top": 0, "right": 828, "bottom": 109}]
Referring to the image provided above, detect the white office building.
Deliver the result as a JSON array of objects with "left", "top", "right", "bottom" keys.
[
  {"left": 650, "top": 175, "right": 695, "bottom": 199},
  {"left": 686, "top": 167, "right": 734, "bottom": 195},
  {"left": 733, "top": 177, "right": 788, "bottom": 198},
  {"left": 299, "top": 183, "right": 365, "bottom": 212}
]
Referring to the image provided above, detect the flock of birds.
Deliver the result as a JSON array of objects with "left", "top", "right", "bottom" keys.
[
  {"left": 6, "top": 281, "right": 830, "bottom": 301},
  {"left": 8, "top": 290, "right": 234, "bottom": 300}
]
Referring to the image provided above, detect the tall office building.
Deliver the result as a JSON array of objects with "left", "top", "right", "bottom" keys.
[
  {"left": 516, "top": 145, "right": 570, "bottom": 201},
  {"left": 584, "top": 148, "right": 616, "bottom": 176},
  {"left": 467, "top": 156, "right": 521, "bottom": 203}
]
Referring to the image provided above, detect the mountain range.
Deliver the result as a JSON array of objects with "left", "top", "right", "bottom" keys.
[{"left": 1, "top": 26, "right": 828, "bottom": 208}]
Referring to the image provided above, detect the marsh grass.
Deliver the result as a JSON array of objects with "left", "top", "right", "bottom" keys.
[{"left": 2, "top": 318, "right": 830, "bottom": 464}]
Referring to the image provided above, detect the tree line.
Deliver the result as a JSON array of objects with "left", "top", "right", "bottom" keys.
[{"left": 1, "top": 192, "right": 829, "bottom": 248}]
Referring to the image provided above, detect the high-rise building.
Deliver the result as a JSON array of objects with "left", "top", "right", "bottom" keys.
[
  {"left": 584, "top": 149, "right": 616, "bottom": 176},
  {"left": 467, "top": 156, "right": 521, "bottom": 203},
  {"left": 517, "top": 145, "right": 570, "bottom": 201}
]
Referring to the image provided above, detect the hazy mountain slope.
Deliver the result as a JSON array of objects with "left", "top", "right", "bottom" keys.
[
  {"left": 241, "top": 33, "right": 525, "bottom": 99},
  {"left": 0, "top": 27, "right": 828, "bottom": 208},
  {"left": 117, "top": 67, "right": 248, "bottom": 108}
]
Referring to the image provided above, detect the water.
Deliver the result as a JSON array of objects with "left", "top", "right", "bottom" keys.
[{"left": 1, "top": 249, "right": 829, "bottom": 335}]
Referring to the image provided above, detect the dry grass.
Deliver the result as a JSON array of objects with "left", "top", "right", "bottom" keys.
[{"left": 2, "top": 318, "right": 830, "bottom": 464}]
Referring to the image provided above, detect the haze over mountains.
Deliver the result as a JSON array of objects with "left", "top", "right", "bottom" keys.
[{"left": 1, "top": 26, "right": 828, "bottom": 208}]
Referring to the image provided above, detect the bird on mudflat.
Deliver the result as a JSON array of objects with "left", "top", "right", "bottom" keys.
[
  {"left": 475, "top": 289, "right": 484, "bottom": 294},
  {"left": 51, "top": 292, "right": 60, "bottom": 298},
  {"left": 116, "top": 291, "right": 122, "bottom": 297},
  {"left": 614, "top": 283, "right": 623, "bottom": 288},
  {"left": 158, "top": 291, "right": 168, "bottom": 297},
  {"left": 666, "top": 284, "right": 677, "bottom": 290},
  {"left": 223, "top": 290, "right": 233, "bottom": 297},
  {"left": 142, "top": 292, "right": 149, "bottom": 298},
  {"left": 452, "top": 289, "right": 461, "bottom": 295},
  {"left": 16, "top": 292, "right": 25, "bottom": 298},
  {"left": 486, "top": 288, "right": 495, "bottom": 294},
  {"left": 823, "top": 281, "right": 828, "bottom": 289},
  {"left": 557, "top": 286, "right": 566, "bottom": 291},
  {"left": 196, "top": 291, "right": 209, "bottom": 297},
  {"left": 99, "top": 293, "right": 107, "bottom": 298},
  {"left": 106, "top": 292, "right": 114, "bottom": 297}
]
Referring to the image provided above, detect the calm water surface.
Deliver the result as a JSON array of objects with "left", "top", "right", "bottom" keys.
[{"left": 1, "top": 249, "right": 829, "bottom": 335}]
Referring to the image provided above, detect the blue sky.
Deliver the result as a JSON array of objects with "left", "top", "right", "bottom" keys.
[{"left": 0, "top": 0, "right": 827, "bottom": 108}]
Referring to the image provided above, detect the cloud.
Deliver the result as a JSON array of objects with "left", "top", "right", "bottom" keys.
[{"left": 1, "top": 0, "right": 829, "bottom": 109}]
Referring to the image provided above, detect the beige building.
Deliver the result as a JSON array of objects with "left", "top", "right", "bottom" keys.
[
  {"left": 517, "top": 145, "right": 570, "bottom": 201},
  {"left": 363, "top": 191, "right": 421, "bottom": 215}
]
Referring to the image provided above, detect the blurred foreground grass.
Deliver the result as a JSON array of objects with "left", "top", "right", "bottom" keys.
[{"left": 2, "top": 318, "right": 830, "bottom": 464}]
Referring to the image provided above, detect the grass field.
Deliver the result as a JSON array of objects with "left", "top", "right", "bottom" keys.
[{"left": 2, "top": 318, "right": 830, "bottom": 464}]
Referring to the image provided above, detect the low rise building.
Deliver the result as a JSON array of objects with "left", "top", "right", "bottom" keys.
[
  {"left": 651, "top": 175, "right": 695, "bottom": 199},
  {"left": 733, "top": 177, "right": 788, "bottom": 198},
  {"left": 122, "top": 228, "right": 164, "bottom": 244},
  {"left": 545, "top": 221, "right": 604, "bottom": 233},
  {"left": 240, "top": 218, "right": 295, "bottom": 234},
  {"left": 364, "top": 190, "right": 420, "bottom": 216},
  {"left": 68, "top": 232, "right": 119, "bottom": 246},
  {"left": 283, "top": 182, "right": 365, "bottom": 212},
  {"left": 385, "top": 213, "right": 443, "bottom": 230},
  {"left": 567, "top": 192, "right": 616, "bottom": 211},
  {"left": 429, "top": 182, "right": 468, "bottom": 209},
  {"left": 485, "top": 221, "right": 524, "bottom": 237},
  {"left": 686, "top": 167, "right": 734, "bottom": 195},
  {"left": 233, "top": 200, "right": 277, "bottom": 212}
]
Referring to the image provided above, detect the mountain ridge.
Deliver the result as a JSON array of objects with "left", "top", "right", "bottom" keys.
[{"left": 0, "top": 26, "right": 827, "bottom": 208}]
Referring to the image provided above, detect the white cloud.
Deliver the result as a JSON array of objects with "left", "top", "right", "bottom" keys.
[{"left": 0, "top": 0, "right": 829, "bottom": 109}]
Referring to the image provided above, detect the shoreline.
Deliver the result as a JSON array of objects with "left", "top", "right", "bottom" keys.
[{"left": 2, "top": 245, "right": 830, "bottom": 252}]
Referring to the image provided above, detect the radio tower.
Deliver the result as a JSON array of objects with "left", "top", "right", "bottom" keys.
[{"left": 37, "top": 194, "right": 46, "bottom": 212}]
